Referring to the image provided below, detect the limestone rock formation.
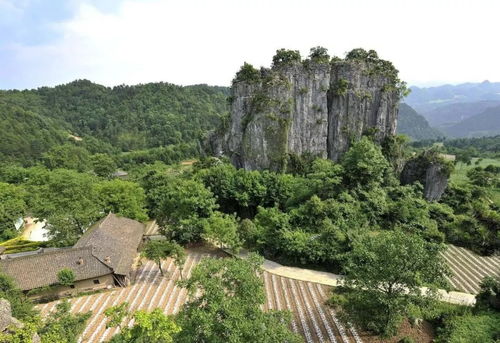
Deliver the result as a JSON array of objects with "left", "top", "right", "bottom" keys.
[
  {"left": 214, "top": 48, "right": 405, "bottom": 171},
  {"left": 0, "top": 298, "right": 41, "bottom": 342},
  {"left": 401, "top": 151, "right": 452, "bottom": 201}
]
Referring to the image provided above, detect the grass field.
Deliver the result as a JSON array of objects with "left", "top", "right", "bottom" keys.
[{"left": 450, "top": 157, "right": 500, "bottom": 206}]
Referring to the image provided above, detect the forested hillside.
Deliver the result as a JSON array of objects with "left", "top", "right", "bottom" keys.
[
  {"left": 0, "top": 80, "right": 229, "bottom": 165},
  {"left": 396, "top": 103, "right": 443, "bottom": 140}
]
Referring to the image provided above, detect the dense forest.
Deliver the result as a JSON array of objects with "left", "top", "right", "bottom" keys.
[{"left": 0, "top": 80, "right": 229, "bottom": 165}]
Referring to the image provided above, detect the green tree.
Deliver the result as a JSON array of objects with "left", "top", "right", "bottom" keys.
[
  {"left": 476, "top": 276, "right": 500, "bottom": 311},
  {"left": 308, "top": 46, "right": 330, "bottom": 63},
  {"left": 176, "top": 254, "right": 300, "bottom": 343},
  {"left": 57, "top": 268, "right": 75, "bottom": 287},
  {"left": 455, "top": 147, "right": 476, "bottom": 167},
  {"left": 197, "top": 163, "right": 293, "bottom": 218},
  {"left": 0, "top": 182, "right": 27, "bottom": 240},
  {"left": 341, "top": 136, "right": 389, "bottom": 188},
  {"left": 0, "top": 315, "right": 40, "bottom": 343},
  {"left": 466, "top": 166, "right": 499, "bottom": 188},
  {"left": 42, "top": 144, "right": 91, "bottom": 172},
  {"left": 104, "top": 302, "right": 130, "bottom": 329},
  {"left": 169, "top": 243, "right": 187, "bottom": 280},
  {"left": 39, "top": 300, "right": 91, "bottom": 343},
  {"left": 385, "top": 185, "right": 445, "bottom": 242},
  {"left": 340, "top": 230, "right": 449, "bottom": 336},
  {"left": 233, "top": 63, "right": 261, "bottom": 83},
  {"left": 306, "top": 159, "right": 343, "bottom": 199},
  {"left": 150, "top": 178, "right": 217, "bottom": 243},
  {"left": 272, "top": 49, "right": 301, "bottom": 67},
  {"left": 0, "top": 272, "right": 36, "bottom": 321},
  {"left": 109, "top": 309, "right": 180, "bottom": 343},
  {"left": 202, "top": 211, "right": 241, "bottom": 250},
  {"left": 91, "top": 153, "right": 117, "bottom": 178},
  {"left": 28, "top": 169, "right": 102, "bottom": 246},
  {"left": 141, "top": 240, "right": 186, "bottom": 276},
  {"left": 95, "top": 179, "right": 148, "bottom": 221}
]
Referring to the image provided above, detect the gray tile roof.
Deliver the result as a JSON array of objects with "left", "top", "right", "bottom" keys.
[
  {"left": 74, "top": 213, "right": 144, "bottom": 276},
  {"left": 0, "top": 246, "right": 113, "bottom": 291}
]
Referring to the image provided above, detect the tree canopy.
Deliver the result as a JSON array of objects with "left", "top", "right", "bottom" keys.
[
  {"left": 176, "top": 254, "right": 300, "bottom": 343},
  {"left": 338, "top": 230, "right": 449, "bottom": 336}
]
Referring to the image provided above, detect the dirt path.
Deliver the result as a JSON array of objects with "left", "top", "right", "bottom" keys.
[{"left": 237, "top": 249, "right": 477, "bottom": 306}]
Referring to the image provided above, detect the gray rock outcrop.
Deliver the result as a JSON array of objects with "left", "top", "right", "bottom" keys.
[
  {"left": 401, "top": 151, "right": 451, "bottom": 201},
  {"left": 0, "top": 298, "right": 41, "bottom": 342},
  {"left": 214, "top": 48, "right": 403, "bottom": 171}
]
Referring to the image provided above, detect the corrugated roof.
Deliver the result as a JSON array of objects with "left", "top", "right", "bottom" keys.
[
  {"left": 74, "top": 213, "right": 144, "bottom": 276},
  {"left": 0, "top": 247, "right": 113, "bottom": 291}
]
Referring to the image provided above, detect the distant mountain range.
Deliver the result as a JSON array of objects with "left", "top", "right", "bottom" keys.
[
  {"left": 442, "top": 105, "right": 500, "bottom": 138},
  {"left": 406, "top": 81, "right": 500, "bottom": 113},
  {"left": 403, "top": 81, "right": 500, "bottom": 138}
]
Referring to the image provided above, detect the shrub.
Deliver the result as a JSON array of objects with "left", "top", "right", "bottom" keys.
[
  {"left": 57, "top": 268, "right": 75, "bottom": 287},
  {"left": 272, "top": 49, "right": 301, "bottom": 67},
  {"left": 333, "top": 79, "right": 349, "bottom": 96},
  {"left": 308, "top": 46, "right": 330, "bottom": 63},
  {"left": 233, "top": 62, "right": 261, "bottom": 83}
]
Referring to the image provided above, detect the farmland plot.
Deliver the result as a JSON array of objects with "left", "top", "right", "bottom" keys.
[
  {"left": 36, "top": 251, "right": 362, "bottom": 343},
  {"left": 441, "top": 244, "right": 500, "bottom": 294},
  {"left": 263, "top": 271, "right": 362, "bottom": 343}
]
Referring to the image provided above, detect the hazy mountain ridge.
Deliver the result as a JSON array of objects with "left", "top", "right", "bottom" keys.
[
  {"left": 403, "top": 81, "right": 500, "bottom": 138},
  {"left": 396, "top": 103, "right": 442, "bottom": 140},
  {"left": 406, "top": 80, "right": 500, "bottom": 113},
  {"left": 421, "top": 100, "right": 500, "bottom": 127},
  {"left": 443, "top": 105, "right": 500, "bottom": 138}
]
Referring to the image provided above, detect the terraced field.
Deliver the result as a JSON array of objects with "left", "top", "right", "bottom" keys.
[
  {"left": 441, "top": 244, "right": 500, "bottom": 294},
  {"left": 35, "top": 244, "right": 498, "bottom": 342},
  {"left": 262, "top": 271, "right": 362, "bottom": 343},
  {"left": 36, "top": 250, "right": 361, "bottom": 343}
]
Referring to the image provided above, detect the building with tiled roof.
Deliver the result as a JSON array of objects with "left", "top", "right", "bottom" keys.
[
  {"left": 0, "top": 213, "right": 145, "bottom": 297},
  {"left": 74, "top": 213, "right": 144, "bottom": 285}
]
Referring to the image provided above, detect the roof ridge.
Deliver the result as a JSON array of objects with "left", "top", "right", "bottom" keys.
[
  {"left": 89, "top": 246, "right": 115, "bottom": 272},
  {"left": 99, "top": 212, "right": 114, "bottom": 229},
  {"left": 0, "top": 246, "right": 93, "bottom": 263}
]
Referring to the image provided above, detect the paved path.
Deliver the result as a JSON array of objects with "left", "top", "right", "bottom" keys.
[{"left": 236, "top": 250, "right": 476, "bottom": 306}]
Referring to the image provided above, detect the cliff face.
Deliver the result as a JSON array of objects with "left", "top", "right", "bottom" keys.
[
  {"left": 216, "top": 49, "right": 403, "bottom": 171},
  {"left": 401, "top": 151, "right": 452, "bottom": 201},
  {"left": 328, "top": 61, "right": 400, "bottom": 161}
]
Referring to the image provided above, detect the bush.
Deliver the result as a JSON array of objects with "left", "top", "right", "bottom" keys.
[
  {"left": 57, "top": 269, "right": 75, "bottom": 287},
  {"left": 272, "top": 49, "right": 301, "bottom": 67},
  {"left": 233, "top": 62, "right": 261, "bottom": 84},
  {"left": 333, "top": 79, "right": 349, "bottom": 96},
  {"left": 308, "top": 46, "right": 330, "bottom": 63},
  {"left": 435, "top": 312, "right": 500, "bottom": 343},
  {"left": 398, "top": 337, "right": 415, "bottom": 343}
]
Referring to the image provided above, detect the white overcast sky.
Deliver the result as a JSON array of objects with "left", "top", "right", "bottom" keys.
[{"left": 0, "top": 0, "right": 498, "bottom": 89}]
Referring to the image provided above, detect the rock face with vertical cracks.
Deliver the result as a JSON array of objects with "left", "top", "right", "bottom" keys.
[
  {"left": 400, "top": 151, "right": 451, "bottom": 201},
  {"left": 212, "top": 49, "right": 402, "bottom": 171}
]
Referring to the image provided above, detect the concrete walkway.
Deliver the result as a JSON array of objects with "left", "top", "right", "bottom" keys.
[{"left": 236, "top": 249, "right": 476, "bottom": 306}]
